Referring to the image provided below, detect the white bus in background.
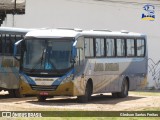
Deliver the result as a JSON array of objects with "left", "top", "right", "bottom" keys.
[
  {"left": 0, "top": 27, "right": 32, "bottom": 97},
  {"left": 14, "top": 28, "right": 148, "bottom": 102}
]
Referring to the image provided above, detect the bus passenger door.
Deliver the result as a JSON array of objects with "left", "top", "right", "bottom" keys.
[
  {"left": 75, "top": 37, "right": 85, "bottom": 73},
  {"left": 74, "top": 37, "right": 86, "bottom": 94}
]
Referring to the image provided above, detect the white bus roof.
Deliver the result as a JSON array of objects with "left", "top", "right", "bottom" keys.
[
  {"left": 25, "top": 28, "right": 146, "bottom": 39},
  {"left": 25, "top": 29, "right": 80, "bottom": 38},
  {"left": 0, "top": 27, "right": 35, "bottom": 35}
]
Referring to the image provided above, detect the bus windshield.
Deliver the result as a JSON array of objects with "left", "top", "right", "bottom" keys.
[{"left": 22, "top": 38, "right": 73, "bottom": 76}]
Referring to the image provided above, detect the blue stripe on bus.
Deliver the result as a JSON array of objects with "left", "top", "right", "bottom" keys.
[
  {"left": 72, "top": 46, "right": 77, "bottom": 58},
  {"left": 52, "top": 69, "right": 75, "bottom": 85},
  {"left": 19, "top": 72, "right": 36, "bottom": 85}
]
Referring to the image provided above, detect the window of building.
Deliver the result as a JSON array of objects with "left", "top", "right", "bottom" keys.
[{"left": 106, "top": 38, "right": 115, "bottom": 57}]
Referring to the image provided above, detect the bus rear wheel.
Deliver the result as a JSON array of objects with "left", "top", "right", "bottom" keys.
[
  {"left": 77, "top": 82, "right": 92, "bottom": 103},
  {"left": 14, "top": 89, "right": 24, "bottom": 98},
  {"left": 112, "top": 92, "right": 118, "bottom": 98},
  {"left": 117, "top": 79, "right": 128, "bottom": 98},
  {"left": 37, "top": 95, "right": 47, "bottom": 102},
  {"left": 8, "top": 90, "right": 15, "bottom": 98},
  {"left": 8, "top": 89, "right": 23, "bottom": 98}
]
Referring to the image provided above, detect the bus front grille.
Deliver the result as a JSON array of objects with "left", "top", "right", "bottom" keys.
[{"left": 30, "top": 85, "right": 58, "bottom": 91}]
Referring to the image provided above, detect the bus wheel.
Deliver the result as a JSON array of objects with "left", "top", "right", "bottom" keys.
[
  {"left": 117, "top": 79, "right": 128, "bottom": 98},
  {"left": 37, "top": 95, "right": 47, "bottom": 102},
  {"left": 8, "top": 89, "right": 23, "bottom": 98},
  {"left": 8, "top": 90, "right": 15, "bottom": 98},
  {"left": 14, "top": 89, "right": 23, "bottom": 98},
  {"left": 77, "top": 82, "right": 92, "bottom": 103},
  {"left": 112, "top": 92, "right": 118, "bottom": 98}
]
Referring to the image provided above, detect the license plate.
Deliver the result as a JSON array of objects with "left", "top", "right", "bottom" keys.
[{"left": 40, "top": 92, "right": 49, "bottom": 95}]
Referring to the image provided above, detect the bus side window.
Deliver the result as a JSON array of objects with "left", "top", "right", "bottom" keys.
[
  {"left": 76, "top": 48, "right": 84, "bottom": 66},
  {"left": 116, "top": 39, "right": 125, "bottom": 57},
  {"left": 95, "top": 38, "right": 104, "bottom": 57},
  {"left": 127, "top": 39, "right": 135, "bottom": 57},
  {"left": 15, "top": 35, "right": 23, "bottom": 55},
  {"left": 84, "top": 38, "right": 94, "bottom": 57},
  {"left": 106, "top": 38, "right": 115, "bottom": 57},
  {"left": 5, "top": 34, "right": 13, "bottom": 55},
  {"left": 2, "top": 35, "right": 5, "bottom": 54},
  {"left": 137, "top": 39, "right": 145, "bottom": 57},
  {"left": 76, "top": 37, "right": 85, "bottom": 66}
]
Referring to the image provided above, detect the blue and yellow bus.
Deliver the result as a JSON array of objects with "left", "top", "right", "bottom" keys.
[{"left": 14, "top": 28, "right": 148, "bottom": 102}]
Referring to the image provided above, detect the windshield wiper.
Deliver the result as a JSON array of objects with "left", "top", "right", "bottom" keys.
[
  {"left": 30, "top": 49, "right": 60, "bottom": 74},
  {"left": 30, "top": 49, "right": 46, "bottom": 72},
  {"left": 41, "top": 49, "right": 45, "bottom": 66}
]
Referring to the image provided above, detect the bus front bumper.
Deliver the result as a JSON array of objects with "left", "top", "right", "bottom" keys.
[{"left": 19, "top": 79, "right": 85, "bottom": 96}]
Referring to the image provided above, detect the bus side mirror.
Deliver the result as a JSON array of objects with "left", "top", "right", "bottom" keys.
[
  {"left": 70, "top": 58, "right": 76, "bottom": 64},
  {"left": 14, "top": 39, "right": 23, "bottom": 61}
]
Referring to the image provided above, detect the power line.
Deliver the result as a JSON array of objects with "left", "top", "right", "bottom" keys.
[
  {"left": 95, "top": 0, "right": 160, "bottom": 6},
  {"left": 66, "top": 0, "right": 160, "bottom": 11},
  {"left": 67, "top": 0, "right": 160, "bottom": 7}
]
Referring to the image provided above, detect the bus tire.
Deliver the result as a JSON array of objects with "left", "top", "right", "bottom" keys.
[
  {"left": 37, "top": 95, "right": 47, "bottom": 102},
  {"left": 77, "top": 82, "right": 92, "bottom": 103},
  {"left": 8, "top": 90, "right": 15, "bottom": 98},
  {"left": 8, "top": 89, "right": 23, "bottom": 98},
  {"left": 117, "top": 79, "right": 128, "bottom": 98},
  {"left": 14, "top": 89, "right": 24, "bottom": 98},
  {"left": 112, "top": 92, "right": 118, "bottom": 98}
]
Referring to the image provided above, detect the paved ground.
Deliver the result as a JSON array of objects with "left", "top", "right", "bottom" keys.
[{"left": 0, "top": 91, "right": 160, "bottom": 111}]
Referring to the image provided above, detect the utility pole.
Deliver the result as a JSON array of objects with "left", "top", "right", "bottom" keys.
[
  {"left": 15, "top": 0, "right": 17, "bottom": 12},
  {"left": 13, "top": 0, "right": 17, "bottom": 26}
]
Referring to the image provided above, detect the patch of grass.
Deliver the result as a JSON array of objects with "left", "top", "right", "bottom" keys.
[
  {"left": 129, "top": 91, "right": 160, "bottom": 96},
  {"left": 13, "top": 111, "right": 160, "bottom": 120},
  {"left": 15, "top": 117, "right": 160, "bottom": 120},
  {"left": 16, "top": 118, "right": 103, "bottom": 120},
  {"left": 142, "top": 107, "right": 160, "bottom": 111}
]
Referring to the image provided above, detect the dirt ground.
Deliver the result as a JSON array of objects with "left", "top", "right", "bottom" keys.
[{"left": 0, "top": 91, "right": 160, "bottom": 111}]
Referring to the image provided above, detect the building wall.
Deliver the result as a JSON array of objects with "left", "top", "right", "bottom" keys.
[{"left": 2, "top": 0, "right": 160, "bottom": 89}]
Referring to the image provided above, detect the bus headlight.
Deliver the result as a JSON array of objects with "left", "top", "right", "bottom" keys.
[{"left": 62, "top": 74, "right": 74, "bottom": 84}]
